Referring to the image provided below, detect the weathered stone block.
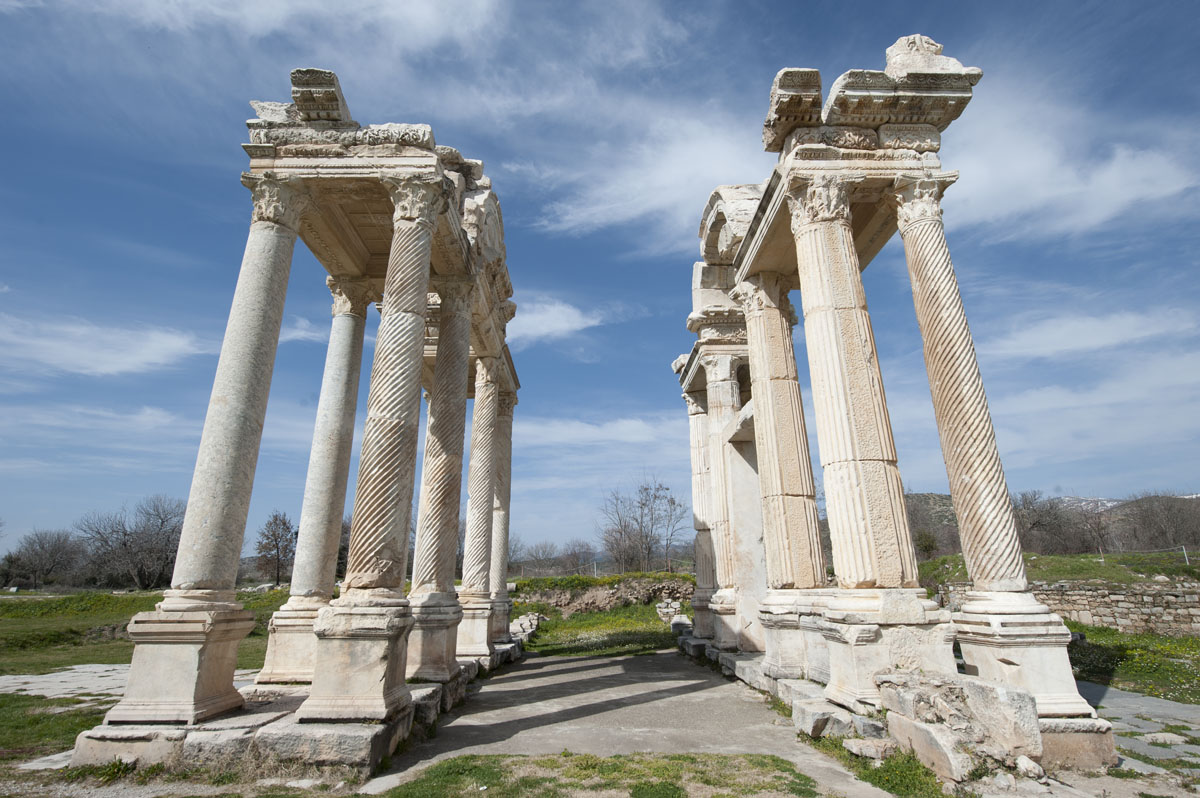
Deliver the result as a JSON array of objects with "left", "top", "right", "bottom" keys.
[
  {"left": 843, "top": 737, "right": 896, "bottom": 759},
  {"left": 792, "top": 698, "right": 853, "bottom": 738},
  {"left": 1038, "top": 717, "right": 1117, "bottom": 771},
  {"left": 886, "top": 713, "right": 974, "bottom": 782}
]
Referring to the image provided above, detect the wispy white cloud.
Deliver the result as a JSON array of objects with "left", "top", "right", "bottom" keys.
[
  {"left": 0, "top": 312, "right": 210, "bottom": 377},
  {"left": 0, "top": 283, "right": 10, "bottom": 294},
  {"left": 278, "top": 316, "right": 327, "bottom": 344},
  {"left": 980, "top": 308, "right": 1196, "bottom": 361},
  {"left": 506, "top": 295, "right": 642, "bottom": 351}
]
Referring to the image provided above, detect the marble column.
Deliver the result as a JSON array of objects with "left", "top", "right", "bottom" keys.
[
  {"left": 683, "top": 391, "right": 716, "bottom": 640},
  {"left": 257, "top": 276, "right": 375, "bottom": 685},
  {"left": 104, "top": 174, "right": 300, "bottom": 725},
  {"left": 406, "top": 278, "right": 474, "bottom": 682},
  {"left": 732, "top": 274, "right": 829, "bottom": 679},
  {"left": 702, "top": 352, "right": 742, "bottom": 650},
  {"left": 457, "top": 356, "right": 500, "bottom": 658},
  {"left": 488, "top": 392, "right": 516, "bottom": 644},
  {"left": 894, "top": 172, "right": 1096, "bottom": 722},
  {"left": 786, "top": 174, "right": 953, "bottom": 712},
  {"left": 297, "top": 174, "right": 444, "bottom": 723}
]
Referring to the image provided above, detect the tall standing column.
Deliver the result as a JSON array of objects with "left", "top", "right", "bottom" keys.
[
  {"left": 457, "top": 356, "right": 500, "bottom": 658},
  {"left": 683, "top": 391, "right": 716, "bottom": 640},
  {"left": 297, "top": 174, "right": 444, "bottom": 723},
  {"left": 488, "top": 392, "right": 516, "bottom": 644},
  {"left": 104, "top": 173, "right": 302, "bottom": 725},
  {"left": 256, "top": 276, "right": 375, "bottom": 685},
  {"left": 732, "top": 274, "right": 828, "bottom": 678},
  {"left": 894, "top": 172, "right": 1097, "bottom": 723},
  {"left": 406, "top": 278, "right": 474, "bottom": 682},
  {"left": 787, "top": 175, "right": 953, "bottom": 713},
  {"left": 702, "top": 352, "right": 742, "bottom": 650}
]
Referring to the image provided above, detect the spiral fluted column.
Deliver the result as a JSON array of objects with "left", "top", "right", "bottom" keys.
[
  {"left": 893, "top": 173, "right": 1025, "bottom": 592},
  {"left": 458, "top": 357, "right": 501, "bottom": 657},
  {"left": 786, "top": 175, "right": 918, "bottom": 590},
  {"left": 256, "top": 275, "right": 375, "bottom": 684}
]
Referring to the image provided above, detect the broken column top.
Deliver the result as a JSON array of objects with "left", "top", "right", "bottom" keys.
[{"left": 763, "top": 34, "right": 982, "bottom": 152}]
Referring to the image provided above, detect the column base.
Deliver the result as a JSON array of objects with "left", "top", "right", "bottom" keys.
[
  {"left": 488, "top": 596, "right": 512, "bottom": 644},
  {"left": 709, "top": 589, "right": 739, "bottom": 651},
  {"left": 691, "top": 588, "right": 715, "bottom": 640},
  {"left": 759, "top": 588, "right": 832, "bottom": 681},
  {"left": 256, "top": 597, "right": 328, "bottom": 685},
  {"left": 406, "top": 592, "right": 463, "bottom": 683},
  {"left": 820, "top": 589, "right": 955, "bottom": 714},
  {"left": 456, "top": 593, "right": 495, "bottom": 657},
  {"left": 104, "top": 605, "right": 255, "bottom": 725},
  {"left": 295, "top": 590, "right": 413, "bottom": 723},
  {"left": 1039, "top": 717, "right": 1117, "bottom": 770},
  {"left": 954, "top": 590, "right": 1096, "bottom": 719}
]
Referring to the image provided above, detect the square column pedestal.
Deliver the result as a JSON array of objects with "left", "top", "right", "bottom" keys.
[
  {"left": 406, "top": 593, "right": 463, "bottom": 683},
  {"left": 759, "top": 589, "right": 832, "bottom": 682},
  {"left": 105, "top": 604, "right": 255, "bottom": 725},
  {"left": 954, "top": 590, "right": 1115, "bottom": 769},
  {"left": 691, "top": 587, "right": 715, "bottom": 640},
  {"left": 295, "top": 591, "right": 414, "bottom": 723},
  {"left": 489, "top": 598, "right": 512, "bottom": 644},
  {"left": 457, "top": 595, "right": 494, "bottom": 658},
  {"left": 709, "top": 588, "right": 739, "bottom": 651},
  {"left": 820, "top": 589, "right": 956, "bottom": 714},
  {"left": 255, "top": 598, "right": 326, "bottom": 684}
]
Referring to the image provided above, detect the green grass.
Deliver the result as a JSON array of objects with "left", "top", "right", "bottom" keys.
[
  {"left": 0, "top": 693, "right": 107, "bottom": 762},
  {"left": 0, "top": 588, "right": 289, "bottom": 675},
  {"left": 524, "top": 604, "right": 677, "bottom": 657},
  {"left": 919, "top": 552, "right": 1200, "bottom": 590},
  {"left": 511, "top": 571, "right": 695, "bottom": 597},
  {"left": 1067, "top": 622, "right": 1200, "bottom": 704},
  {"left": 804, "top": 735, "right": 949, "bottom": 798},
  {"left": 381, "top": 752, "right": 817, "bottom": 798}
]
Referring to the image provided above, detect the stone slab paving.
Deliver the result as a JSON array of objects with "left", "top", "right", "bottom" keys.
[
  {"left": 0, "top": 665, "right": 260, "bottom": 701},
  {"left": 1079, "top": 679, "right": 1200, "bottom": 768},
  {"left": 362, "top": 650, "right": 893, "bottom": 797}
]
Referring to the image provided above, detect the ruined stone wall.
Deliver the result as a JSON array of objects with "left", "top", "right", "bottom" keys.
[
  {"left": 938, "top": 581, "right": 1200, "bottom": 637},
  {"left": 514, "top": 578, "right": 694, "bottom": 617}
]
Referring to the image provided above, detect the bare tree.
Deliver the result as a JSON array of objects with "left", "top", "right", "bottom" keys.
[
  {"left": 1117, "top": 492, "right": 1200, "bottom": 550},
  {"left": 255, "top": 510, "right": 296, "bottom": 586},
  {"left": 598, "top": 480, "right": 687, "bottom": 572},
  {"left": 15, "top": 529, "right": 82, "bottom": 589},
  {"left": 75, "top": 495, "right": 186, "bottom": 589},
  {"left": 525, "top": 540, "right": 560, "bottom": 575},
  {"left": 599, "top": 489, "right": 637, "bottom": 572},
  {"left": 508, "top": 531, "right": 526, "bottom": 573},
  {"left": 560, "top": 538, "right": 596, "bottom": 573}
]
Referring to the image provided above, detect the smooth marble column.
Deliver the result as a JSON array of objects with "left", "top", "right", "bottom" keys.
[
  {"left": 298, "top": 174, "right": 444, "bottom": 723},
  {"left": 488, "top": 392, "right": 516, "bottom": 644},
  {"left": 106, "top": 173, "right": 301, "bottom": 724},
  {"left": 407, "top": 278, "right": 474, "bottom": 682},
  {"left": 894, "top": 172, "right": 1095, "bottom": 721},
  {"left": 457, "top": 356, "right": 500, "bottom": 657},
  {"left": 257, "top": 275, "right": 375, "bottom": 685}
]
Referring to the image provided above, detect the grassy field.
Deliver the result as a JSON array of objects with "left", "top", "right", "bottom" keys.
[
  {"left": 519, "top": 603, "right": 678, "bottom": 658},
  {"left": 0, "top": 694, "right": 107, "bottom": 762},
  {"left": 919, "top": 551, "right": 1200, "bottom": 588},
  {"left": 0, "top": 588, "right": 289, "bottom": 675},
  {"left": 1066, "top": 621, "right": 1200, "bottom": 704}
]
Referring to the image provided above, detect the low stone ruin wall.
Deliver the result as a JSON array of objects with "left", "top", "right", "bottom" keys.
[
  {"left": 514, "top": 578, "right": 694, "bottom": 616},
  {"left": 938, "top": 580, "right": 1200, "bottom": 637}
]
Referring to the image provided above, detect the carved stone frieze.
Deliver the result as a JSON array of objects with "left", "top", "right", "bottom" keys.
[
  {"left": 786, "top": 126, "right": 879, "bottom": 151},
  {"left": 328, "top": 276, "right": 378, "bottom": 319},
  {"left": 878, "top": 124, "right": 940, "bottom": 152},
  {"left": 242, "top": 172, "right": 304, "bottom": 232},
  {"left": 247, "top": 123, "right": 436, "bottom": 152}
]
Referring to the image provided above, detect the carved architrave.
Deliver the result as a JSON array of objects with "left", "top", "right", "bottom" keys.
[
  {"left": 242, "top": 172, "right": 304, "bottom": 232},
  {"left": 381, "top": 174, "right": 446, "bottom": 226},
  {"left": 879, "top": 124, "right": 941, "bottom": 152},
  {"left": 328, "top": 276, "right": 378, "bottom": 319},
  {"left": 892, "top": 171, "right": 958, "bottom": 231},
  {"left": 785, "top": 175, "right": 862, "bottom": 232},
  {"left": 786, "top": 126, "right": 879, "bottom": 151}
]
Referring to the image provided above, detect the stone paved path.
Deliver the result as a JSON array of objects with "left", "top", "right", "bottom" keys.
[{"left": 362, "top": 650, "right": 892, "bottom": 797}]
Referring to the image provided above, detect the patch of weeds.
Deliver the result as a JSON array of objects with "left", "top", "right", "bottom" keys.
[
  {"left": 209, "top": 769, "right": 239, "bottom": 785},
  {"left": 525, "top": 604, "right": 676, "bottom": 657},
  {"left": 62, "top": 758, "right": 135, "bottom": 784},
  {"left": 803, "top": 734, "right": 947, "bottom": 798},
  {"left": 1106, "top": 767, "right": 1143, "bottom": 779},
  {"left": 630, "top": 782, "right": 687, "bottom": 798},
  {"left": 1066, "top": 622, "right": 1200, "bottom": 704},
  {"left": 1137, "top": 793, "right": 1173, "bottom": 798},
  {"left": 965, "top": 761, "right": 993, "bottom": 781},
  {"left": 134, "top": 762, "right": 166, "bottom": 783},
  {"left": 763, "top": 692, "right": 793, "bottom": 718}
]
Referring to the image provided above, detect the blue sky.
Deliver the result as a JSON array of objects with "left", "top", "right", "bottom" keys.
[{"left": 1, "top": 1, "right": 1197, "bottom": 554}]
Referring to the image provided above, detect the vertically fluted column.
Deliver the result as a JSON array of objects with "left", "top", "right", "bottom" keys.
[
  {"left": 106, "top": 173, "right": 301, "bottom": 725},
  {"left": 786, "top": 175, "right": 918, "bottom": 590},
  {"left": 702, "top": 353, "right": 741, "bottom": 650},
  {"left": 298, "top": 174, "right": 443, "bottom": 723},
  {"left": 488, "top": 392, "right": 516, "bottom": 644},
  {"left": 256, "top": 275, "right": 375, "bottom": 684},
  {"left": 684, "top": 391, "right": 716, "bottom": 640},
  {"left": 732, "top": 275, "right": 825, "bottom": 590},
  {"left": 893, "top": 173, "right": 1024, "bottom": 592},
  {"left": 458, "top": 357, "right": 501, "bottom": 657},
  {"left": 894, "top": 172, "right": 1095, "bottom": 721},
  {"left": 406, "top": 278, "right": 474, "bottom": 681}
]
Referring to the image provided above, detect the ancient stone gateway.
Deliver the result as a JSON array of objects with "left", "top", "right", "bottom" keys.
[
  {"left": 73, "top": 68, "right": 520, "bottom": 771},
  {"left": 674, "top": 35, "right": 1116, "bottom": 772}
]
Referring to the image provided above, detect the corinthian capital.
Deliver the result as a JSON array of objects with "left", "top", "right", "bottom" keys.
[
  {"left": 892, "top": 171, "right": 958, "bottom": 230},
  {"left": 729, "top": 275, "right": 782, "bottom": 316},
  {"left": 242, "top": 172, "right": 304, "bottom": 231},
  {"left": 681, "top": 391, "right": 705, "bottom": 415},
  {"left": 474, "top": 355, "right": 500, "bottom": 385},
  {"left": 327, "top": 275, "right": 379, "bottom": 318},
  {"left": 381, "top": 174, "right": 446, "bottom": 226},
  {"left": 431, "top": 277, "right": 475, "bottom": 316},
  {"left": 785, "top": 174, "right": 862, "bottom": 232},
  {"left": 498, "top": 391, "right": 517, "bottom": 416}
]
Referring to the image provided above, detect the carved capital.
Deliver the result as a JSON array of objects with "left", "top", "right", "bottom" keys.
[
  {"left": 892, "top": 171, "right": 958, "bottom": 231},
  {"left": 431, "top": 278, "right": 475, "bottom": 316},
  {"left": 381, "top": 174, "right": 446, "bottom": 226},
  {"left": 498, "top": 391, "right": 517, "bottom": 416},
  {"left": 242, "top": 172, "right": 304, "bottom": 231},
  {"left": 328, "top": 275, "right": 379, "bottom": 318},
  {"left": 699, "top": 352, "right": 737, "bottom": 383},
  {"left": 681, "top": 391, "right": 705, "bottom": 415},
  {"left": 785, "top": 175, "right": 862, "bottom": 233},
  {"left": 474, "top": 355, "right": 500, "bottom": 386},
  {"left": 730, "top": 275, "right": 783, "bottom": 316}
]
